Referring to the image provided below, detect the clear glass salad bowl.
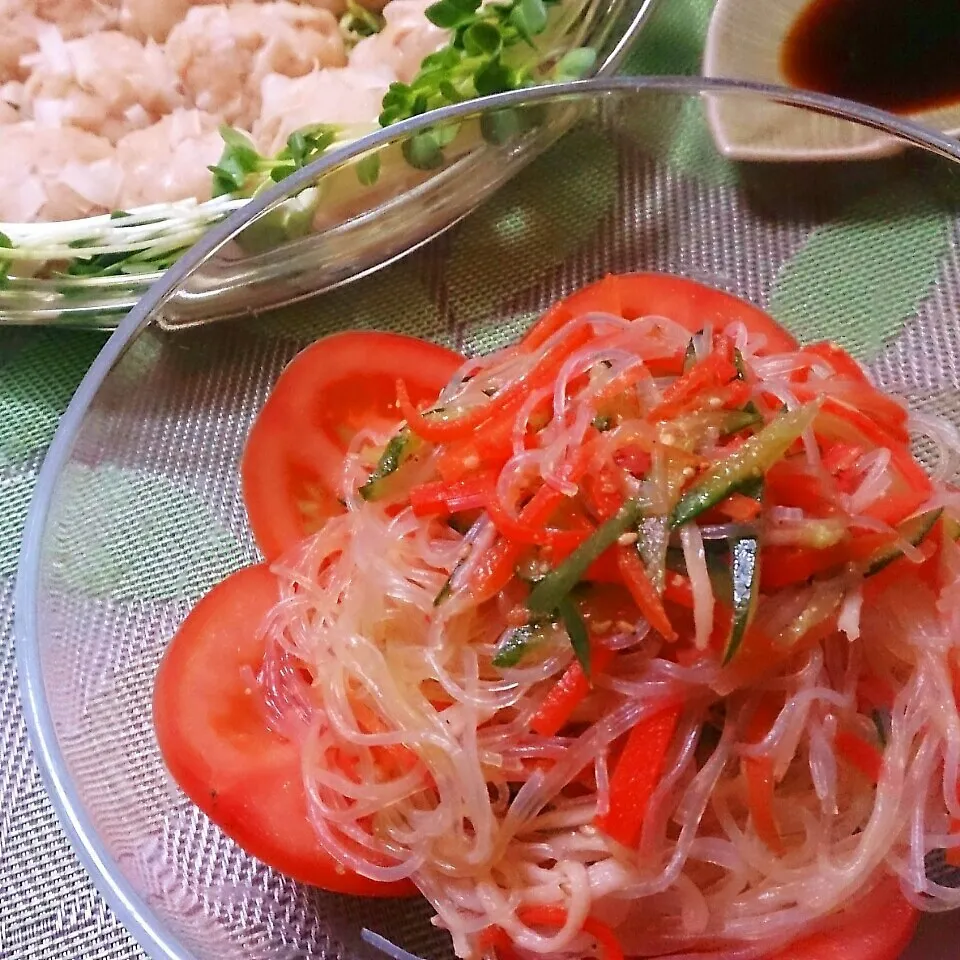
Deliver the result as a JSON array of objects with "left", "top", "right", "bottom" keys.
[
  {"left": 0, "top": 0, "right": 659, "bottom": 331},
  {"left": 17, "top": 77, "right": 960, "bottom": 960}
]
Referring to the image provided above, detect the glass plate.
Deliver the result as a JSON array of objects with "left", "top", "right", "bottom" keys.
[{"left": 17, "top": 77, "right": 960, "bottom": 959}]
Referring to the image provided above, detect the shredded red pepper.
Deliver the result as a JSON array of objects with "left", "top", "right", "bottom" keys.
[
  {"left": 646, "top": 336, "right": 736, "bottom": 422},
  {"left": 835, "top": 730, "right": 883, "bottom": 784},
  {"left": 398, "top": 324, "right": 594, "bottom": 442},
  {"left": 616, "top": 545, "right": 676, "bottom": 641},
  {"left": 409, "top": 472, "right": 497, "bottom": 517},
  {"left": 742, "top": 694, "right": 786, "bottom": 856},
  {"left": 594, "top": 704, "right": 682, "bottom": 848},
  {"left": 530, "top": 642, "right": 617, "bottom": 737}
]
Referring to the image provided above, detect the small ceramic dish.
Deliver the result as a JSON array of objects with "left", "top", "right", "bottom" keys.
[{"left": 702, "top": 0, "right": 960, "bottom": 161}]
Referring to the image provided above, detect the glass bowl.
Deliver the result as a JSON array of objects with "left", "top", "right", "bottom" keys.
[
  {"left": 0, "top": 0, "right": 659, "bottom": 331},
  {"left": 17, "top": 77, "right": 960, "bottom": 960}
]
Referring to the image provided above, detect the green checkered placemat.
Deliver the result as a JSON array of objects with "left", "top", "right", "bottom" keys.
[{"left": 1, "top": 0, "right": 955, "bottom": 956}]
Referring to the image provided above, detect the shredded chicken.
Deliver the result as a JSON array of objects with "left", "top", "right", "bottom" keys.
[{"left": 0, "top": 0, "right": 448, "bottom": 222}]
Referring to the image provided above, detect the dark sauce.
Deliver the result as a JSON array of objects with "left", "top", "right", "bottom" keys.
[{"left": 781, "top": 0, "right": 960, "bottom": 115}]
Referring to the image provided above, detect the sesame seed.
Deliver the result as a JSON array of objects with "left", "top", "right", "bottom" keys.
[{"left": 617, "top": 531, "right": 638, "bottom": 546}]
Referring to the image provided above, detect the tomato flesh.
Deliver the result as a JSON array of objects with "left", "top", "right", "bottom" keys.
[
  {"left": 763, "top": 874, "right": 918, "bottom": 960},
  {"left": 153, "top": 564, "right": 415, "bottom": 897},
  {"left": 242, "top": 332, "right": 463, "bottom": 561},
  {"left": 523, "top": 273, "right": 799, "bottom": 354}
]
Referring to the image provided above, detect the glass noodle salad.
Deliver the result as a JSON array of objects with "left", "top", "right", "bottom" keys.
[{"left": 154, "top": 273, "right": 960, "bottom": 960}]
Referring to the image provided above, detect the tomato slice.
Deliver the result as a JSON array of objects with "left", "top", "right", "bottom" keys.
[
  {"left": 242, "top": 332, "right": 463, "bottom": 561},
  {"left": 523, "top": 273, "right": 798, "bottom": 354},
  {"left": 763, "top": 874, "right": 918, "bottom": 960},
  {"left": 153, "top": 564, "right": 415, "bottom": 897}
]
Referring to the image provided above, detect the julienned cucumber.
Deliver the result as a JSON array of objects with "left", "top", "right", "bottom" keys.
[
  {"left": 527, "top": 498, "right": 644, "bottom": 615},
  {"left": 864, "top": 508, "right": 943, "bottom": 576},
  {"left": 492, "top": 622, "right": 548, "bottom": 668},
  {"left": 670, "top": 403, "right": 819, "bottom": 529},
  {"left": 724, "top": 481, "right": 763, "bottom": 665},
  {"left": 359, "top": 428, "right": 421, "bottom": 500}
]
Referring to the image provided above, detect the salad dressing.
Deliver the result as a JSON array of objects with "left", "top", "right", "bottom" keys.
[{"left": 781, "top": 0, "right": 960, "bottom": 115}]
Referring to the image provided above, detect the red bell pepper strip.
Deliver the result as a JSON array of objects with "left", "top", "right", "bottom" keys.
[
  {"left": 721, "top": 380, "right": 754, "bottom": 410},
  {"left": 835, "top": 730, "right": 883, "bottom": 783},
  {"left": 716, "top": 491, "right": 763, "bottom": 522},
  {"left": 484, "top": 488, "right": 591, "bottom": 550},
  {"left": 409, "top": 472, "right": 497, "bottom": 518},
  {"left": 530, "top": 643, "right": 617, "bottom": 737},
  {"left": 397, "top": 324, "right": 594, "bottom": 442},
  {"left": 813, "top": 399, "right": 928, "bottom": 523},
  {"left": 857, "top": 673, "right": 897, "bottom": 712},
  {"left": 743, "top": 694, "right": 786, "bottom": 856},
  {"left": 744, "top": 756, "right": 785, "bottom": 857},
  {"left": 594, "top": 704, "right": 682, "bottom": 848},
  {"left": 616, "top": 545, "right": 676, "bottom": 641},
  {"left": 477, "top": 928, "right": 523, "bottom": 960},
  {"left": 471, "top": 481, "right": 577, "bottom": 601},
  {"left": 821, "top": 441, "right": 865, "bottom": 476},
  {"left": 946, "top": 820, "right": 960, "bottom": 869},
  {"left": 646, "top": 340, "right": 737, "bottom": 422}
]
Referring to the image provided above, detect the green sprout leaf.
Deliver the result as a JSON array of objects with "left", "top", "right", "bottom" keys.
[
  {"left": 356, "top": 152, "right": 382, "bottom": 186},
  {"left": 475, "top": 57, "right": 515, "bottom": 95},
  {"left": 510, "top": 0, "right": 548, "bottom": 40},
  {"left": 480, "top": 108, "right": 523, "bottom": 145},
  {"left": 553, "top": 46, "right": 596, "bottom": 80},
  {"left": 426, "top": 0, "right": 473, "bottom": 29},
  {"left": 0, "top": 231, "right": 12, "bottom": 289},
  {"left": 402, "top": 130, "right": 445, "bottom": 169},
  {"left": 463, "top": 20, "right": 502, "bottom": 56}
]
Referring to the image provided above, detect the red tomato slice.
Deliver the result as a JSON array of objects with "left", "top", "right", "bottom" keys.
[
  {"left": 523, "top": 273, "right": 798, "bottom": 354},
  {"left": 242, "top": 332, "right": 463, "bottom": 561},
  {"left": 762, "top": 874, "right": 918, "bottom": 960},
  {"left": 800, "top": 342, "right": 869, "bottom": 383},
  {"left": 153, "top": 563, "right": 415, "bottom": 897}
]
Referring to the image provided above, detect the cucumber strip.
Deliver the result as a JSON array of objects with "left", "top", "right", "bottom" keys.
[
  {"left": 734, "top": 347, "right": 763, "bottom": 419},
  {"left": 725, "top": 533, "right": 760, "bottom": 665},
  {"left": 864, "top": 507, "right": 943, "bottom": 576},
  {"left": 719, "top": 409, "right": 764, "bottom": 436},
  {"left": 670, "top": 403, "right": 819, "bottom": 529},
  {"left": 666, "top": 545, "right": 731, "bottom": 595},
  {"left": 492, "top": 622, "right": 548, "bottom": 668},
  {"left": 359, "top": 428, "right": 421, "bottom": 501},
  {"left": 556, "top": 597, "right": 591, "bottom": 675},
  {"left": 639, "top": 516, "right": 669, "bottom": 594},
  {"left": 778, "top": 579, "right": 845, "bottom": 648},
  {"left": 528, "top": 498, "right": 644, "bottom": 616},
  {"left": 946, "top": 514, "right": 960, "bottom": 543}
]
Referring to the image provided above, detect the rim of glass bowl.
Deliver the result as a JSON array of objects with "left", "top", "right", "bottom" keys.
[
  {"left": 0, "top": 0, "right": 661, "bottom": 329},
  {"left": 16, "top": 76, "right": 960, "bottom": 960}
]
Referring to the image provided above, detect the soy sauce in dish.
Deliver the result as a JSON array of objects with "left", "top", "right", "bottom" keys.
[{"left": 781, "top": 0, "right": 960, "bottom": 115}]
